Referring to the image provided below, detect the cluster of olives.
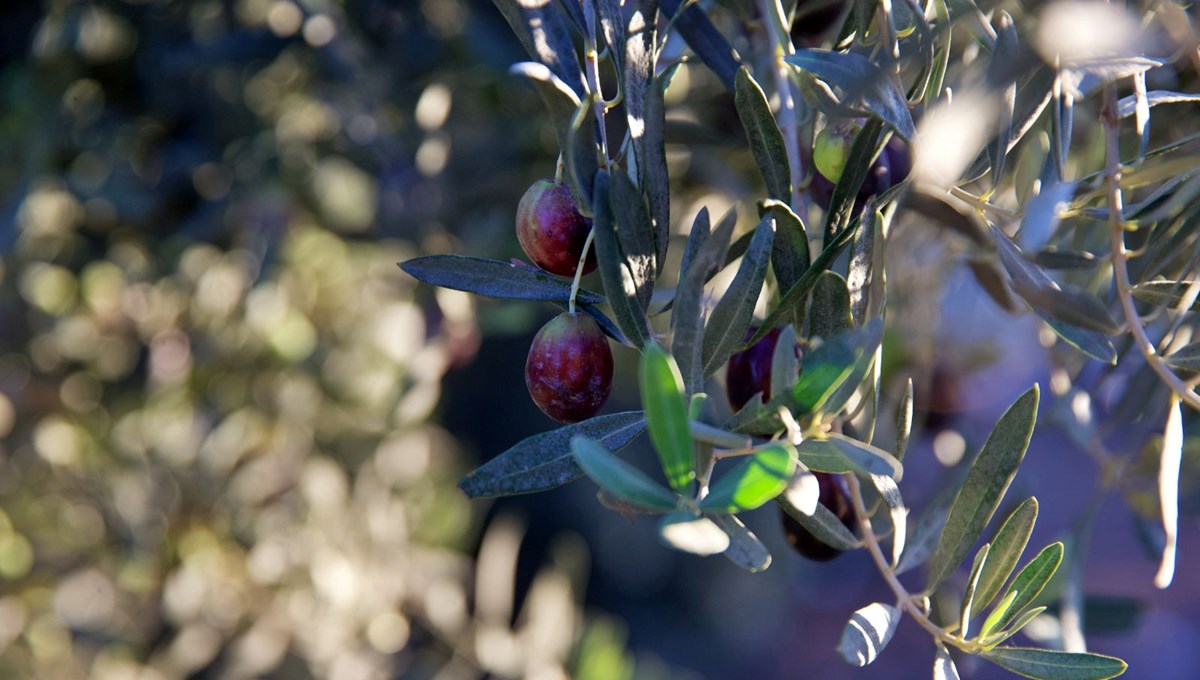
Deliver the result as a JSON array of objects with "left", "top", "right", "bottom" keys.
[
  {"left": 809, "top": 121, "right": 911, "bottom": 212},
  {"left": 725, "top": 330, "right": 857, "bottom": 561},
  {"left": 515, "top": 179, "right": 614, "bottom": 424}
]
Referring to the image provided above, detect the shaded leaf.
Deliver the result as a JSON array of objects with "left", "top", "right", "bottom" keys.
[
  {"left": 702, "top": 213, "right": 775, "bottom": 376},
  {"left": 847, "top": 206, "right": 876, "bottom": 325},
  {"left": 895, "top": 378, "right": 914, "bottom": 462},
  {"left": 785, "top": 50, "right": 916, "bottom": 140},
  {"left": 493, "top": 0, "right": 585, "bottom": 95},
  {"left": 700, "top": 442, "right": 797, "bottom": 512},
  {"left": 510, "top": 62, "right": 584, "bottom": 169},
  {"left": 810, "top": 271, "right": 853, "bottom": 339},
  {"left": 824, "top": 125, "right": 883, "bottom": 242},
  {"left": 646, "top": 60, "right": 671, "bottom": 269},
  {"left": 1030, "top": 247, "right": 1097, "bottom": 270},
  {"left": 735, "top": 67, "right": 791, "bottom": 201},
  {"left": 980, "top": 647, "right": 1127, "bottom": 680},
  {"left": 777, "top": 490, "right": 861, "bottom": 552},
  {"left": 400, "top": 255, "right": 603, "bottom": 303},
  {"left": 897, "top": 469, "right": 964, "bottom": 574},
  {"left": 973, "top": 497, "right": 1039, "bottom": 618},
  {"left": 459, "top": 412, "right": 646, "bottom": 498},
  {"left": 759, "top": 199, "right": 810, "bottom": 293},
  {"left": 572, "top": 435, "right": 678, "bottom": 512},
  {"left": 592, "top": 171, "right": 652, "bottom": 347},
  {"left": 838, "top": 602, "right": 900, "bottom": 667},
  {"left": 798, "top": 433, "right": 904, "bottom": 478},
  {"left": 926, "top": 386, "right": 1040, "bottom": 592},
  {"left": 1131, "top": 280, "right": 1200, "bottom": 311},
  {"left": 1164, "top": 341, "right": 1200, "bottom": 371},
  {"left": 673, "top": 207, "right": 737, "bottom": 394},
  {"left": 659, "top": 0, "right": 741, "bottom": 91},
  {"left": 565, "top": 94, "right": 600, "bottom": 212},
  {"left": 658, "top": 510, "right": 729, "bottom": 555},
  {"left": 711, "top": 513, "right": 772, "bottom": 572},
  {"left": 770, "top": 325, "right": 800, "bottom": 397},
  {"left": 610, "top": 168, "right": 658, "bottom": 310},
  {"left": 641, "top": 343, "right": 695, "bottom": 493}
]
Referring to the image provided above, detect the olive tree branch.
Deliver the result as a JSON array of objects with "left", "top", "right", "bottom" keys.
[{"left": 1102, "top": 84, "right": 1200, "bottom": 413}]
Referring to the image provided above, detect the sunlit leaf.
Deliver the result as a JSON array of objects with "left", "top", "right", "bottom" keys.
[
  {"left": 895, "top": 378, "right": 914, "bottom": 462},
  {"left": 700, "top": 442, "right": 796, "bottom": 512},
  {"left": 759, "top": 199, "right": 809, "bottom": 294},
  {"left": 926, "top": 385, "right": 1039, "bottom": 592},
  {"left": 641, "top": 343, "right": 695, "bottom": 494},
  {"left": 973, "top": 497, "right": 1039, "bottom": 618},
  {"left": 934, "top": 644, "right": 961, "bottom": 680},
  {"left": 1129, "top": 280, "right": 1200, "bottom": 312},
  {"left": 981, "top": 647, "right": 1127, "bottom": 680},
  {"left": 991, "top": 542, "right": 1064, "bottom": 633},
  {"left": 1155, "top": 396, "right": 1183, "bottom": 588},
  {"left": 795, "top": 434, "right": 903, "bottom": 478},
  {"left": 658, "top": 510, "right": 729, "bottom": 555},
  {"left": 493, "top": 0, "right": 585, "bottom": 95},
  {"left": 609, "top": 168, "right": 657, "bottom": 310},
  {"left": 592, "top": 171, "right": 652, "bottom": 347},
  {"left": 960, "top": 543, "right": 991, "bottom": 638},
  {"left": 785, "top": 50, "right": 916, "bottom": 140},
  {"left": 837, "top": 602, "right": 900, "bottom": 667}
]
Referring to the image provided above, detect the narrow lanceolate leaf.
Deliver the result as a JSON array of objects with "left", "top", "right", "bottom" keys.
[
  {"left": 702, "top": 213, "right": 775, "bottom": 376},
  {"left": 759, "top": 199, "right": 810, "bottom": 292},
  {"left": 400, "top": 256, "right": 604, "bottom": 303},
  {"left": 658, "top": 510, "right": 729, "bottom": 555},
  {"left": 847, "top": 207, "right": 876, "bottom": 325},
  {"left": 810, "top": 271, "right": 853, "bottom": 340},
  {"left": 566, "top": 95, "right": 600, "bottom": 212},
  {"left": 972, "top": 497, "right": 1039, "bottom": 618},
  {"left": 815, "top": 317, "right": 884, "bottom": 419},
  {"left": 897, "top": 470, "right": 963, "bottom": 575},
  {"left": 712, "top": 513, "right": 773, "bottom": 572},
  {"left": 646, "top": 61, "right": 671, "bottom": 269},
  {"left": 1118, "top": 90, "right": 1200, "bottom": 117},
  {"left": 1155, "top": 396, "right": 1183, "bottom": 588},
  {"left": 510, "top": 63, "right": 583, "bottom": 168},
  {"left": 1129, "top": 280, "right": 1200, "bottom": 311},
  {"left": 992, "top": 542, "right": 1064, "bottom": 633},
  {"left": 980, "top": 647, "right": 1127, "bottom": 680},
  {"left": 746, "top": 212, "right": 860, "bottom": 348},
  {"left": 610, "top": 169, "right": 658, "bottom": 310},
  {"left": 1164, "top": 341, "right": 1200, "bottom": 371},
  {"left": 895, "top": 378, "right": 914, "bottom": 462},
  {"left": 784, "top": 50, "right": 916, "bottom": 140},
  {"left": 824, "top": 125, "right": 884, "bottom": 241},
  {"left": 700, "top": 442, "right": 797, "bottom": 512},
  {"left": 870, "top": 473, "right": 908, "bottom": 566},
  {"left": 926, "top": 385, "right": 1040, "bottom": 592},
  {"left": 571, "top": 435, "right": 678, "bottom": 512},
  {"left": 837, "top": 602, "right": 900, "bottom": 667},
  {"left": 492, "top": 0, "right": 585, "bottom": 95},
  {"left": 673, "top": 208, "right": 737, "bottom": 395},
  {"left": 459, "top": 412, "right": 646, "bottom": 498},
  {"left": 983, "top": 606, "right": 1047, "bottom": 649},
  {"left": 623, "top": 0, "right": 659, "bottom": 174},
  {"left": 1018, "top": 181, "right": 1076, "bottom": 250},
  {"left": 934, "top": 644, "right": 961, "bottom": 680},
  {"left": 735, "top": 67, "right": 791, "bottom": 201},
  {"left": 960, "top": 543, "right": 991, "bottom": 639},
  {"left": 592, "top": 171, "right": 652, "bottom": 347},
  {"left": 770, "top": 325, "right": 800, "bottom": 396},
  {"left": 803, "top": 434, "right": 904, "bottom": 478},
  {"left": 641, "top": 343, "right": 695, "bottom": 494},
  {"left": 594, "top": 0, "right": 626, "bottom": 75},
  {"left": 777, "top": 491, "right": 861, "bottom": 552},
  {"left": 659, "top": 0, "right": 741, "bottom": 91}
]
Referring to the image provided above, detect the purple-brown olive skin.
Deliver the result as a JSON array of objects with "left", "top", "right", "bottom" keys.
[
  {"left": 725, "top": 328, "right": 782, "bottom": 412},
  {"left": 780, "top": 471, "right": 857, "bottom": 562},
  {"left": 516, "top": 179, "right": 597, "bottom": 277},
  {"left": 525, "top": 312, "right": 613, "bottom": 423}
]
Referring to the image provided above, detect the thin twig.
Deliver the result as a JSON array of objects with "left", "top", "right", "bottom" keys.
[
  {"left": 582, "top": 0, "right": 611, "bottom": 165},
  {"left": 845, "top": 474, "right": 957, "bottom": 645},
  {"left": 1102, "top": 84, "right": 1200, "bottom": 413},
  {"left": 568, "top": 230, "right": 596, "bottom": 315}
]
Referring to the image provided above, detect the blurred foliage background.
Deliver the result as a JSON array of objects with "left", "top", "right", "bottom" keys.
[{"left": 1, "top": 1, "right": 1198, "bottom": 679}]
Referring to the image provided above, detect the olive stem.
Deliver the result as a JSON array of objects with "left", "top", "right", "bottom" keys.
[
  {"left": 582, "top": 0, "right": 611, "bottom": 165},
  {"left": 845, "top": 473, "right": 959, "bottom": 646},
  {"left": 568, "top": 228, "right": 597, "bottom": 315},
  {"left": 1102, "top": 84, "right": 1200, "bottom": 413}
]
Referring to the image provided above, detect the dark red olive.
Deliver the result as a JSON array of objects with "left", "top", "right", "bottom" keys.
[
  {"left": 725, "top": 327, "right": 782, "bottom": 412},
  {"left": 525, "top": 312, "right": 613, "bottom": 423},
  {"left": 516, "top": 179, "right": 597, "bottom": 277},
  {"left": 780, "top": 471, "right": 857, "bottom": 562}
]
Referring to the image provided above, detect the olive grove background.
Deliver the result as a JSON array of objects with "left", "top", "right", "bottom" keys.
[{"left": 0, "top": 1, "right": 1198, "bottom": 679}]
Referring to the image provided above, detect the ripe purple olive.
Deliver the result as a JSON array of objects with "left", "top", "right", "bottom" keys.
[
  {"left": 725, "top": 328, "right": 782, "bottom": 412},
  {"left": 516, "top": 179, "right": 597, "bottom": 277},
  {"left": 525, "top": 312, "right": 613, "bottom": 423},
  {"left": 780, "top": 472, "right": 857, "bottom": 562}
]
